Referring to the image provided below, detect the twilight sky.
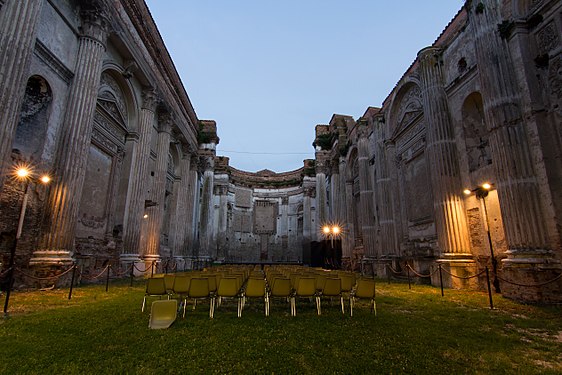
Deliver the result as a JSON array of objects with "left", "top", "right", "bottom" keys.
[{"left": 145, "top": 1, "right": 464, "bottom": 172}]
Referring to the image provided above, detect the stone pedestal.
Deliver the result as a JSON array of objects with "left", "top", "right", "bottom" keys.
[{"left": 434, "top": 257, "right": 478, "bottom": 290}]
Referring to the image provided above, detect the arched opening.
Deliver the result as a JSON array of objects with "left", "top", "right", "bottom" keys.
[
  {"left": 462, "top": 92, "right": 491, "bottom": 172},
  {"left": 13, "top": 75, "right": 52, "bottom": 160}
]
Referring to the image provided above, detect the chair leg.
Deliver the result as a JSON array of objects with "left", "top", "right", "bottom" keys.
[
  {"left": 372, "top": 299, "right": 377, "bottom": 316},
  {"left": 210, "top": 298, "right": 215, "bottom": 319},
  {"left": 350, "top": 297, "right": 354, "bottom": 317},
  {"left": 141, "top": 296, "right": 146, "bottom": 312},
  {"left": 317, "top": 297, "right": 321, "bottom": 315},
  {"left": 340, "top": 297, "right": 345, "bottom": 315},
  {"left": 183, "top": 298, "right": 187, "bottom": 318}
]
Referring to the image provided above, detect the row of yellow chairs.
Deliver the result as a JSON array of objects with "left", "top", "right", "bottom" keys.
[{"left": 144, "top": 266, "right": 376, "bottom": 325}]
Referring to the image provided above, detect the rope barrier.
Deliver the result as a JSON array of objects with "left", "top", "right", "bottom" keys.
[
  {"left": 80, "top": 264, "right": 110, "bottom": 281},
  {"left": 405, "top": 264, "right": 435, "bottom": 278},
  {"left": 110, "top": 265, "right": 132, "bottom": 278},
  {"left": 387, "top": 264, "right": 403, "bottom": 275},
  {"left": 14, "top": 264, "right": 75, "bottom": 281},
  {"left": 497, "top": 273, "right": 562, "bottom": 287},
  {"left": 132, "top": 262, "right": 151, "bottom": 274},
  {"left": 440, "top": 267, "right": 486, "bottom": 280},
  {"left": 0, "top": 266, "right": 13, "bottom": 279}
]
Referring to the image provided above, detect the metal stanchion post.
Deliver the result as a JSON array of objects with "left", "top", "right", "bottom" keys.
[
  {"left": 151, "top": 261, "right": 155, "bottom": 277},
  {"left": 438, "top": 264, "right": 444, "bottom": 297},
  {"left": 485, "top": 266, "right": 494, "bottom": 310},
  {"left": 68, "top": 264, "right": 77, "bottom": 300},
  {"left": 129, "top": 263, "right": 134, "bottom": 287},
  {"left": 105, "top": 264, "right": 111, "bottom": 292},
  {"left": 165, "top": 260, "right": 168, "bottom": 274},
  {"left": 407, "top": 265, "right": 411, "bottom": 290},
  {"left": 387, "top": 264, "right": 391, "bottom": 285}
]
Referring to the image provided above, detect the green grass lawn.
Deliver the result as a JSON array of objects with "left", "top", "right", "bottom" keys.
[{"left": 1, "top": 279, "right": 560, "bottom": 374}]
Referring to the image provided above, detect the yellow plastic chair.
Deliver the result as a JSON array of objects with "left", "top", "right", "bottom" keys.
[
  {"left": 172, "top": 275, "right": 191, "bottom": 318},
  {"left": 149, "top": 299, "right": 177, "bottom": 329},
  {"left": 292, "top": 277, "right": 319, "bottom": 316},
  {"left": 350, "top": 278, "right": 377, "bottom": 317},
  {"left": 188, "top": 277, "right": 215, "bottom": 318},
  {"left": 141, "top": 277, "right": 168, "bottom": 312},
  {"left": 163, "top": 274, "right": 176, "bottom": 294},
  {"left": 267, "top": 277, "right": 292, "bottom": 315},
  {"left": 242, "top": 277, "right": 269, "bottom": 316},
  {"left": 318, "top": 278, "right": 344, "bottom": 315},
  {"left": 216, "top": 277, "right": 242, "bottom": 317}
]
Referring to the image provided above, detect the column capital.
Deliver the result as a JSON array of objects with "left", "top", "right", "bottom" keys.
[
  {"left": 141, "top": 88, "right": 159, "bottom": 112},
  {"left": 158, "top": 111, "right": 174, "bottom": 134},
  {"left": 79, "top": 2, "right": 110, "bottom": 46}
]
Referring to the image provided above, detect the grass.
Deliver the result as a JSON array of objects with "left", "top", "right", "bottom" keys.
[{"left": 0, "top": 279, "right": 561, "bottom": 374}]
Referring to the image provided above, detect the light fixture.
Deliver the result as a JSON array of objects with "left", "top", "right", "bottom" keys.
[{"left": 481, "top": 182, "right": 492, "bottom": 190}]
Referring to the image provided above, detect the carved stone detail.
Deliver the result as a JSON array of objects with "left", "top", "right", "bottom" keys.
[{"left": 536, "top": 21, "right": 559, "bottom": 54}]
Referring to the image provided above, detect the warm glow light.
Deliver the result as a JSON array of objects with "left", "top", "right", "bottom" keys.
[
  {"left": 143, "top": 214, "right": 149, "bottom": 219},
  {"left": 39, "top": 175, "right": 51, "bottom": 184},
  {"left": 482, "top": 183, "right": 492, "bottom": 190},
  {"left": 332, "top": 226, "right": 341, "bottom": 235},
  {"left": 322, "top": 226, "right": 331, "bottom": 234},
  {"left": 15, "top": 168, "right": 30, "bottom": 179},
  {"left": 463, "top": 189, "right": 472, "bottom": 195}
]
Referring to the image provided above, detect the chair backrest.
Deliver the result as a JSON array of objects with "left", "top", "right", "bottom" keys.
[
  {"left": 163, "top": 274, "right": 176, "bottom": 291},
  {"left": 149, "top": 299, "right": 177, "bottom": 329},
  {"left": 315, "top": 274, "right": 327, "bottom": 292},
  {"left": 296, "top": 277, "right": 316, "bottom": 297},
  {"left": 217, "top": 277, "right": 239, "bottom": 297},
  {"left": 322, "top": 278, "right": 342, "bottom": 297},
  {"left": 355, "top": 279, "right": 375, "bottom": 299},
  {"left": 270, "top": 278, "right": 292, "bottom": 297},
  {"left": 188, "top": 278, "right": 210, "bottom": 298},
  {"left": 146, "top": 277, "right": 167, "bottom": 295},
  {"left": 245, "top": 278, "right": 266, "bottom": 298},
  {"left": 173, "top": 275, "right": 191, "bottom": 294},
  {"left": 340, "top": 274, "right": 354, "bottom": 292}
]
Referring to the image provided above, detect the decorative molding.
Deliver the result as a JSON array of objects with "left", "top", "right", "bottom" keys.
[
  {"left": 34, "top": 39, "right": 74, "bottom": 84},
  {"left": 535, "top": 21, "right": 559, "bottom": 54}
]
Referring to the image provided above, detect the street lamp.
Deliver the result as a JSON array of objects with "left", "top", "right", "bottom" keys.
[
  {"left": 3, "top": 164, "right": 52, "bottom": 315},
  {"left": 321, "top": 224, "right": 342, "bottom": 249},
  {"left": 464, "top": 182, "right": 501, "bottom": 293}
]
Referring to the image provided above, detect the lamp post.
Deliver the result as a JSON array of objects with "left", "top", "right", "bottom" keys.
[
  {"left": 464, "top": 183, "right": 501, "bottom": 293},
  {"left": 3, "top": 165, "right": 51, "bottom": 316},
  {"left": 322, "top": 224, "right": 341, "bottom": 249}
]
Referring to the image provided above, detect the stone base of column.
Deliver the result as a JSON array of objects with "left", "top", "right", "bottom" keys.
[
  {"left": 341, "top": 256, "right": 351, "bottom": 271},
  {"left": 374, "top": 256, "right": 397, "bottom": 278},
  {"left": 28, "top": 250, "right": 75, "bottom": 288},
  {"left": 501, "top": 250, "right": 562, "bottom": 303},
  {"left": 433, "top": 254, "right": 477, "bottom": 289},
  {"left": 141, "top": 254, "right": 161, "bottom": 277},
  {"left": 119, "top": 254, "right": 141, "bottom": 277},
  {"left": 360, "top": 257, "right": 377, "bottom": 276}
]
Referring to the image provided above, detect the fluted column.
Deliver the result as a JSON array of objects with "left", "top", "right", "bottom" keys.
[
  {"left": 215, "top": 181, "right": 229, "bottom": 261},
  {"left": 198, "top": 156, "right": 215, "bottom": 259},
  {"left": 170, "top": 145, "right": 192, "bottom": 259},
  {"left": 330, "top": 161, "right": 341, "bottom": 223},
  {"left": 184, "top": 154, "right": 199, "bottom": 258},
  {"left": 418, "top": 47, "right": 471, "bottom": 258},
  {"left": 144, "top": 114, "right": 173, "bottom": 260},
  {"left": 374, "top": 121, "right": 398, "bottom": 257},
  {"left": 357, "top": 124, "right": 377, "bottom": 258},
  {"left": 0, "top": 0, "right": 44, "bottom": 187},
  {"left": 302, "top": 178, "right": 315, "bottom": 264},
  {"left": 470, "top": 0, "right": 550, "bottom": 258},
  {"left": 121, "top": 89, "right": 158, "bottom": 261},
  {"left": 315, "top": 154, "right": 329, "bottom": 226},
  {"left": 343, "top": 180, "right": 355, "bottom": 268},
  {"left": 34, "top": 7, "right": 109, "bottom": 263}
]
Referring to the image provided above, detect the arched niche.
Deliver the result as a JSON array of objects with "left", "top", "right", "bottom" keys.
[
  {"left": 461, "top": 92, "right": 492, "bottom": 172},
  {"left": 13, "top": 75, "right": 52, "bottom": 160}
]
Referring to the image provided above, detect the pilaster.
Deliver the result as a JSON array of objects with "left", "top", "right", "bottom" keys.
[
  {"left": 121, "top": 88, "right": 158, "bottom": 263},
  {"left": 144, "top": 112, "right": 173, "bottom": 259},
  {"left": 357, "top": 122, "right": 376, "bottom": 259},
  {"left": 33, "top": 6, "right": 109, "bottom": 265},
  {"left": 0, "top": 0, "right": 45, "bottom": 188}
]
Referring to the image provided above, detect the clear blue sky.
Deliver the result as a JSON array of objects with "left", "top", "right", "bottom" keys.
[{"left": 145, "top": 1, "right": 464, "bottom": 172}]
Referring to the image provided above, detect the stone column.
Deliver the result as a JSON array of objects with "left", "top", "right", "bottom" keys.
[
  {"left": 198, "top": 156, "right": 215, "bottom": 260},
  {"left": 357, "top": 122, "right": 377, "bottom": 259},
  {"left": 374, "top": 118, "right": 398, "bottom": 258},
  {"left": 33, "top": 7, "right": 109, "bottom": 265},
  {"left": 418, "top": 47, "right": 471, "bottom": 258},
  {"left": 170, "top": 145, "right": 192, "bottom": 262},
  {"left": 315, "top": 154, "right": 329, "bottom": 227},
  {"left": 121, "top": 89, "right": 158, "bottom": 263},
  {"left": 215, "top": 180, "right": 229, "bottom": 261},
  {"left": 144, "top": 113, "right": 173, "bottom": 262},
  {"left": 343, "top": 179, "right": 355, "bottom": 269},
  {"left": 330, "top": 160, "right": 341, "bottom": 223},
  {"left": 0, "top": 0, "right": 45, "bottom": 188},
  {"left": 302, "top": 177, "right": 315, "bottom": 264},
  {"left": 183, "top": 154, "right": 199, "bottom": 261},
  {"left": 470, "top": 0, "right": 558, "bottom": 301}
]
